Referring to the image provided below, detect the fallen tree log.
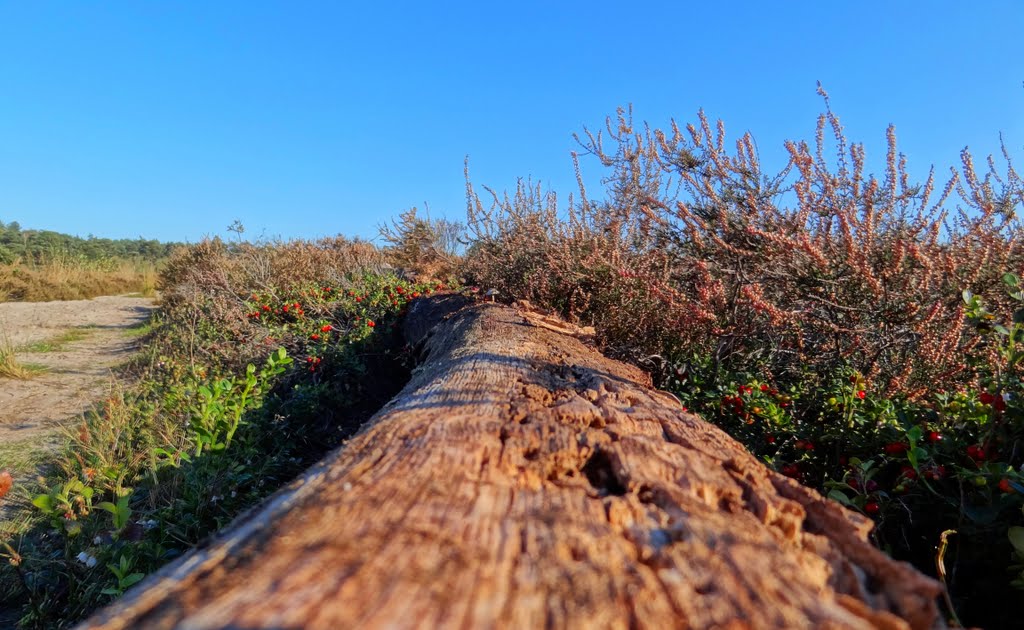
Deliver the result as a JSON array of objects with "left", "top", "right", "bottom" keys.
[{"left": 81, "top": 295, "right": 945, "bottom": 629}]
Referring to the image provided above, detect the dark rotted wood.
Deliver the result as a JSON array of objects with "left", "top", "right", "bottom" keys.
[{"left": 79, "top": 295, "right": 945, "bottom": 629}]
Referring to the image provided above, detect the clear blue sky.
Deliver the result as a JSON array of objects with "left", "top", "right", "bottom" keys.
[{"left": 0, "top": 1, "right": 1021, "bottom": 243}]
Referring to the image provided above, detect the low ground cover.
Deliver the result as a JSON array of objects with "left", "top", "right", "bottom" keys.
[{"left": 0, "top": 237, "right": 453, "bottom": 627}]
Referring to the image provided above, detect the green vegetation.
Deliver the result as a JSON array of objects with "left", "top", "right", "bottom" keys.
[
  {"left": 0, "top": 331, "right": 40, "bottom": 380},
  {"left": 2, "top": 99, "right": 1023, "bottom": 627},
  {"left": 0, "top": 221, "right": 176, "bottom": 266},
  {"left": 0, "top": 236, "right": 453, "bottom": 628},
  {"left": 0, "top": 437, "right": 52, "bottom": 484},
  {"left": 0, "top": 221, "right": 174, "bottom": 302},
  {"left": 18, "top": 329, "right": 92, "bottom": 354}
]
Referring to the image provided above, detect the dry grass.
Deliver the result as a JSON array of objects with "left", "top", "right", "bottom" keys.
[
  {"left": 0, "top": 330, "right": 35, "bottom": 380},
  {"left": 0, "top": 257, "right": 158, "bottom": 303}
]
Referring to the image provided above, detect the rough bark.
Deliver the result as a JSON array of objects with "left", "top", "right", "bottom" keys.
[{"left": 80, "top": 295, "right": 945, "bottom": 630}]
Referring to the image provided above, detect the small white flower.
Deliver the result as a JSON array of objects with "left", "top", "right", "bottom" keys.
[
  {"left": 92, "top": 536, "right": 102, "bottom": 545},
  {"left": 230, "top": 491, "right": 236, "bottom": 498},
  {"left": 76, "top": 552, "right": 97, "bottom": 567},
  {"left": 1003, "top": 392, "right": 1012, "bottom": 402},
  {"left": 211, "top": 495, "right": 220, "bottom": 503},
  {"left": 140, "top": 519, "right": 158, "bottom": 531}
]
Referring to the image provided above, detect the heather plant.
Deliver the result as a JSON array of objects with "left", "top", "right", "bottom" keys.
[
  {"left": 467, "top": 93, "right": 1024, "bottom": 397},
  {"left": 464, "top": 97, "right": 1024, "bottom": 627}
]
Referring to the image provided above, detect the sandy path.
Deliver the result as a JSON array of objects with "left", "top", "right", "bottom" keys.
[
  {"left": 0, "top": 297, "right": 155, "bottom": 624},
  {"left": 0, "top": 296, "right": 157, "bottom": 448}
]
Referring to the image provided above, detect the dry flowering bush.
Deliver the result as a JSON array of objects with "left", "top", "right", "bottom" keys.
[
  {"left": 466, "top": 92, "right": 1024, "bottom": 397},
  {"left": 464, "top": 161, "right": 696, "bottom": 358},
  {"left": 463, "top": 98, "right": 1024, "bottom": 626},
  {"left": 158, "top": 236, "right": 391, "bottom": 370},
  {"left": 378, "top": 207, "right": 463, "bottom": 281}
]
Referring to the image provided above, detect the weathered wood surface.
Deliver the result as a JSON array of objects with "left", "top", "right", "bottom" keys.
[{"left": 80, "top": 295, "right": 945, "bottom": 629}]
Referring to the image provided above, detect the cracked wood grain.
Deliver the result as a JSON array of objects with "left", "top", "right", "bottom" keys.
[{"left": 79, "top": 295, "right": 945, "bottom": 630}]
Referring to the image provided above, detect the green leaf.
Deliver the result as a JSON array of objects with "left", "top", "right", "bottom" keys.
[
  {"left": 963, "top": 289, "right": 974, "bottom": 305},
  {"left": 122, "top": 573, "right": 145, "bottom": 588},
  {"left": 907, "top": 448, "right": 918, "bottom": 469},
  {"left": 994, "top": 324, "right": 1011, "bottom": 336},
  {"left": 906, "top": 426, "right": 922, "bottom": 444},
  {"left": 1004, "top": 273, "right": 1021, "bottom": 288},
  {"left": 828, "top": 489, "right": 852, "bottom": 506},
  {"left": 1009, "top": 527, "right": 1024, "bottom": 555},
  {"left": 32, "top": 494, "right": 54, "bottom": 513},
  {"left": 63, "top": 520, "right": 82, "bottom": 536}
]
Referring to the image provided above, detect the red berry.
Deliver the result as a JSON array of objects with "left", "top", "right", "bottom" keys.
[
  {"left": 999, "top": 478, "right": 1015, "bottom": 493},
  {"left": 967, "top": 444, "right": 986, "bottom": 461},
  {"left": 884, "top": 442, "right": 909, "bottom": 455},
  {"left": 760, "top": 384, "right": 769, "bottom": 392},
  {"left": 864, "top": 501, "right": 881, "bottom": 515},
  {"left": 927, "top": 431, "right": 942, "bottom": 443},
  {"left": 367, "top": 320, "right": 375, "bottom": 328},
  {"left": 856, "top": 390, "right": 866, "bottom": 399},
  {"left": 765, "top": 434, "right": 776, "bottom": 445}
]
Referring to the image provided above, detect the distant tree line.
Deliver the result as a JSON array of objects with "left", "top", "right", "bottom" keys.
[{"left": 0, "top": 220, "right": 179, "bottom": 265}]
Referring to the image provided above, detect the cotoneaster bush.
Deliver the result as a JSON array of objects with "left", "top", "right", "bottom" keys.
[{"left": 464, "top": 95, "right": 1023, "bottom": 627}]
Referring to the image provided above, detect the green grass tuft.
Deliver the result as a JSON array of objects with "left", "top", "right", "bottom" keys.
[{"left": 17, "top": 328, "right": 91, "bottom": 354}]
